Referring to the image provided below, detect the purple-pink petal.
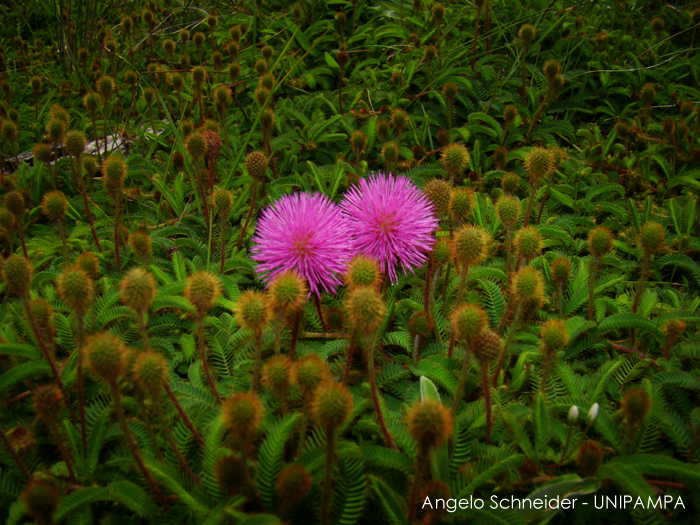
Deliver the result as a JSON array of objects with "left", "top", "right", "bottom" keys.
[
  {"left": 251, "top": 192, "right": 353, "bottom": 296},
  {"left": 341, "top": 172, "right": 438, "bottom": 283}
]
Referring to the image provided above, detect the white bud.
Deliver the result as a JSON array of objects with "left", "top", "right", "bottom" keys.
[
  {"left": 568, "top": 405, "right": 579, "bottom": 424},
  {"left": 587, "top": 403, "right": 599, "bottom": 425}
]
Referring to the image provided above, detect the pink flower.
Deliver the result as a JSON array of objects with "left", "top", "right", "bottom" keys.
[
  {"left": 341, "top": 173, "right": 438, "bottom": 283},
  {"left": 251, "top": 192, "right": 353, "bottom": 296}
]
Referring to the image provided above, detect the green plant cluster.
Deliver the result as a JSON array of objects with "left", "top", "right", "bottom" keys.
[{"left": 1, "top": 0, "right": 700, "bottom": 524}]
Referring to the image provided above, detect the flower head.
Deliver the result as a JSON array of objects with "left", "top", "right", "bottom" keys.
[
  {"left": 252, "top": 192, "right": 352, "bottom": 296},
  {"left": 341, "top": 173, "right": 438, "bottom": 283}
]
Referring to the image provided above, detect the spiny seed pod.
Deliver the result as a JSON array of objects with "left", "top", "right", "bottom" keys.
[
  {"left": 552, "top": 73, "right": 565, "bottom": 91},
  {"left": 441, "top": 143, "right": 470, "bottom": 175},
  {"left": 102, "top": 155, "right": 127, "bottom": 195},
  {"left": 180, "top": 120, "right": 194, "bottom": 136},
  {"left": 229, "top": 62, "right": 241, "bottom": 80},
  {"left": 576, "top": 440, "right": 601, "bottom": 477},
  {"left": 293, "top": 355, "right": 329, "bottom": 397},
  {"left": 504, "top": 105, "right": 518, "bottom": 124},
  {"left": 124, "top": 70, "right": 138, "bottom": 85},
  {"left": 262, "top": 356, "right": 291, "bottom": 394},
  {"left": 234, "top": 290, "right": 269, "bottom": 335},
  {"left": 423, "top": 178, "right": 452, "bottom": 217},
  {"left": 41, "top": 191, "right": 68, "bottom": 221},
  {"left": 641, "top": 83, "right": 655, "bottom": 104},
  {"left": 501, "top": 172, "right": 519, "bottom": 193},
  {"left": 588, "top": 226, "right": 613, "bottom": 257},
  {"left": 432, "top": 3, "right": 446, "bottom": 22},
  {"left": 259, "top": 73, "right": 275, "bottom": 91},
  {"left": 171, "top": 73, "right": 184, "bottom": 91},
  {"left": 551, "top": 257, "right": 571, "bottom": 283},
  {"left": 216, "top": 455, "right": 247, "bottom": 495},
  {"left": 207, "top": 13, "right": 218, "bottom": 30},
  {"left": 204, "top": 120, "right": 220, "bottom": 133},
  {"left": 33, "top": 384, "right": 62, "bottom": 423},
  {"left": 514, "top": 226, "right": 542, "bottom": 260},
  {"left": 33, "top": 143, "right": 51, "bottom": 163},
  {"left": 0, "top": 207, "right": 13, "bottom": 231},
  {"left": 449, "top": 188, "right": 474, "bottom": 224},
  {"left": 519, "top": 24, "right": 536, "bottom": 43},
  {"left": 98, "top": 75, "right": 114, "bottom": 99},
  {"left": 471, "top": 328, "right": 501, "bottom": 363},
  {"left": 262, "top": 45, "right": 274, "bottom": 61},
  {"left": 28, "top": 299, "right": 54, "bottom": 336},
  {"left": 134, "top": 351, "right": 168, "bottom": 393},
  {"left": 179, "top": 54, "right": 190, "bottom": 68},
  {"left": 30, "top": 76, "right": 42, "bottom": 94},
  {"left": 406, "top": 398, "right": 452, "bottom": 451},
  {"left": 86, "top": 332, "right": 126, "bottom": 382},
  {"left": 64, "top": 130, "right": 86, "bottom": 158},
  {"left": 184, "top": 271, "right": 222, "bottom": 314},
  {"left": 4, "top": 190, "right": 25, "bottom": 217},
  {"left": 215, "top": 85, "right": 230, "bottom": 106},
  {"left": 192, "top": 66, "right": 206, "bottom": 85},
  {"left": 143, "top": 87, "right": 155, "bottom": 105},
  {"left": 382, "top": 141, "right": 398, "bottom": 162},
  {"left": 186, "top": 132, "right": 206, "bottom": 160},
  {"left": 76, "top": 252, "right": 100, "bottom": 280},
  {"left": 433, "top": 238, "right": 451, "bottom": 265},
  {"left": 2, "top": 120, "right": 17, "bottom": 142},
  {"left": 313, "top": 381, "right": 353, "bottom": 429},
  {"left": 424, "top": 45, "right": 436, "bottom": 62},
  {"left": 615, "top": 121, "right": 630, "bottom": 138},
  {"left": 22, "top": 478, "right": 59, "bottom": 524},
  {"left": 639, "top": 222, "right": 666, "bottom": 254},
  {"left": 452, "top": 224, "right": 489, "bottom": 267},
  {"left": 662, "top": 118, "right": 675, "bottom": 135},
  {"left": 540, "top": 319, "right": 568, "bottom": 356},
  {"left": 377, "top": 119, "right": 390, "bottom": 136},
  {"left": 276, "top": 465, "right": 312, "bottom": 509},
  {"left": 347, "top": 286, "right": 385, "bottom": 336},
  {"left": 494, "top": 147, "right": 508, "bottom": 167},
  {"left": 621, "top": 387, "right": 651, "bottom": 428},
  {"left": 254, "top": 86, "right": 270, "bottom": 107},
  {"left": 452, "top": 303, "right": 487, "bottom": 343},
  {"left": 50, "top": 104, "right": 69, "bottom": 123},
  {"left": 245, "top": 151, "right": 268, "bottom": 181},
  {"left": 543, "top": 59, "right": 560, "bottom": 80},
  {"left": 222, "top": 392, "right": 264, "bottom": 438},
  {"left": 83, "top": 155, "right": 97, "bottom": 176},
  {"left": 162, "top": 38, "right": 175, "bottom": 56},
  {"left": 130, "top": 231, "right": 152, "bottom": 259},
  {"left": 391, "top": 108, "right": 408, "bottom": 130},
  {"left": 46, "top": 118, "right": 64, "bottom": 142},
  {"left": 2, "top": 255, "right": 33, "bottom": 296},
  {"left": 202, "top": 129, "right": 222, "bottom": 161},
  {"left": 524, "top": 147, "right": 554, "bottom": 182},
  {"left": 443, "top": 82, "right": 457, "bottom": 100},
  {"left": 650, "top": 17, "right": 664, "bottom": 33},
  {"left": 351, "top": 130, "right": 366, "bottom": 152},
  {"left": 193, "top": 31, "right": 205, "bottom": 47},
  {"left": 268, "top": 271, "right": 306, "bottom": 314},
  {"left": 57, "top": 267, "right": 93, "bottom": 310},
  {"left": 120, "top": 267, "right": 156, "bottom": 313},
  {"left": 408, "top": 310, "right": 433, "bottom": 337},
  {"left": 496, "top": 195, "right": 520, "bottom": 225},
  {"left": 346, "top": 255, "right": 381, "bottom": 290},
  {"left": 512, "top": 266, "right": 544, "bottom": 301},
  {"left": 214, "top": 187, "right": 233, "bottom": 219}
]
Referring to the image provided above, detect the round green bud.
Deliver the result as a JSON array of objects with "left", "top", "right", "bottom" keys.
[
  {"left": 540, "top": 319, "right": 568, "bottom": 355},
  {"left": 512, "top": 266, "right": 544, "bottom": 301},
  {"left": 313, "top": 381, "right": 353, "bottom": 429},
  {"left": 639, "top": 221, "right": 666, "bottom": 254},
  {"left": 293, "top": 355, "right": 329, "bottom": 397},
  {"left": 382, "top": 141, "right": 398, "bottom": 162},
  {"left": 134, "top": 351, "right": 168, "bottom": 393},
  {"left": 262, "top": 356, "right": 291, "bottom": 394},
  {"left": 496, "top": 195, "right": 520, "bottom": 225},
  {"left": 186, "top": 132, "right": 206, "bottom": 159},
  {"left": 86, "top": 332, "right": 126, "bottom": 382},
  {"left": 452, "top": 303, "right": 487, "bottom": 343},
  {"left": 406, "top": 398, "right": 452, "bottom": 451},
  {"left": 450, "top": 188, "right": 474, "bottom": 224},
  {"left": 4, "top": 190, "right": 25, "bottom": 217},
  {"left": 346, "top": 255, "right": 381, "bottom": 290},
  {"left": 423, "top": 178, "right": 452, "bottom": 217},
  {"left": 245, "top": 151, "right": 268, "bottom": 181},
  {"left": 347, "top": 286, "right": 385, "bottom": 335},
  {"left": 441, "top": 143, "right": 470, "bottom": 174},
  {"left": 222, "top": 392, "right": 264, "bottom": 439},
  {"left": 452, "top": 225, "right": 489, "bottom": 267},
  {"left": 268, "top": 271, "right": 306, "bottom": 314},
  {"left": 120, "top": 267, "right": 156, "bottom": 313},
  {"left": 524, "top": 147, "right": 554, "bottom": 182},
  {"left": 214, "top": 187, "right": 233, "bottom": 218},
  {"left": 588, "top": 226, "right": 613, "bottom": 257},
  {"left": 64, "top": 130, "right": 86, "bottom": 158},
  {"left": 2, "top": 255, "right": 33, "bottom": 296},
  {"left": 471, "top": 328, "right": 501, "bottom": 363},
  {"left": 184, "top": 271, "right": 222, "bottom": 314},
  {"left": 234, "top": 290, "right": 269, "bottom": 335},
  {"left": 57, "top": 267, "right": 93, "bottom": 310},
  {"left": 519, "top": 24, "right": 536, "bottom": 43},
  {"left": 33, "top": 143, "right": 51, "bottom": 163},
  {"left": 551, "top": 257, "right": 571, "bottom": 283},
  {"left": 102, "top": 154, "right": 127, "bottom": 195},
  {"left": 514, "top": 226, "right": 542, "bottom": 260}
]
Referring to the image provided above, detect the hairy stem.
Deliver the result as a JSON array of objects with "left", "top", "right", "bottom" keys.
[
  {"left": 493, "top": 301, "right": 523, "bottom": 386},
  {"left": 320, "top": 425, "right": 336, "bottom": 525},
  {"left": 163, "top": 382, "right": 204, "bottom": 446},
  {"left": 197, "top": 316, "right": 222, "bottom": 405},
  {"left": 365, "top": 334, "right": 398, "bottom": 450}
]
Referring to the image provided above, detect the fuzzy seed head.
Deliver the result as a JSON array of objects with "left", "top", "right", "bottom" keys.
[
  {"left": 102, "top": 155, "right": 127, "bottom": 195},
  {"left": 4, "top": 190, "right": 25, "bottom": 217},
  {"left": 46, "top": 118, "right": 64, "bottom": 142},
  {"left": 57, "top": 267, "right": 93, "bottom": 310},
  {"left": 524, "top": 147, "right": 554, "bottom": 182},
  {"left": 235, "top": 290, "right": 269, "bottom": 335},
  {"left": 496, "top": 195, "right": 519, "bottom": 225},
  {"left": 587, "top": 226, "right": 613, "bottom": 257},
  {"left": 180, "top": 120, "right": 194, "bottom": 137},
  {"left": 192, "top": 66, "right": 206, "bottom": 86},
  {"left": 76, "top": 252, "right": 100, "bottom": 280},
  {"left": 215, "top": 85, "right": 230, "bottom": 107},
  {"left": 515, "top": 227, "right": 542, "bottom": 260},
  {"left": 0, "top": 207, "right": 13, "bottom": 231},
  {"left": 41, "top": 191, "right": 67, "bottom": 221},
  {"left": 441, "top": 143, "right": 470, "bottom": 174},
  {"left": 576, "top": 440, "right": 601, "bottom": 477},
  {"left": 519, "top": 24, "right": 536, "bottom": 43},
  {"left": 621, "top": 387, "right": 651, "bottom": 428},
  {"left": 443, "top": 82, "right": 457, "bottom": 100},
  {"left": 134, "top": 351, "right": 168, "bottom": 393},
  {"left": 347, "top": 286, "right": 385, "bottom": 336},
  {"left": 254, "top": 86, "right": 270, "bottom": 107},
  {"left": 86, "top": 332, "right": 125, "bottom": 382},
  {"left": 28, "top": 298, "right": 53, "bottom": 333},
  {"left": 259, "top": 73, "right": 275, "bottom": 91},
  {"left": 214, "top": 187, "right": 233, "bottom": 218},
  {"left": 504, "top": 105, "right": 518, "bottom": 124},
  {"left": 513, "top": 266, "right": 544, "bottom": 301},
  {"left": 424, "top": 45, "right": 436, "bottom": 61},
  {"left": 268, "top": 271, "right": 306, "bottom": 314},
  {"left": 193, "top": 32, "right": 205, "bottom": 47},
  {"left": 501, "top": 172, "right": 519, "bottom": 194},
  {"left": 452, "top": 303, "right": 487, "bottom": 343},
  {"left": 391, "top": 108, "right": 408, "bottom": 130},
  {"left": 432, "top": 3, "right": 446, "bottom": 21},
  {"left": 64, "top": 130, "right": 86, "bottom": 158},
  {"left": 615, "top": 121, "right": 630, "bottom": 138},
  {"left": 551, "top": 257, "right": 571, "bottom": 283},
  {"left": 680, "top": 101, "right": 694, "bottom": 118},
  {"left": 449, "top": 188, "right": 473, "bottom": 227},
  {"left": 202, "top": 129, "right": 222, "bottom": 161},
  {"left": 408, "top": 310, "right": 433, "bottom": 337},
  {"left": 377, "top": 119, "right": 390, "bottom": 136},
  {"left": 639, "top": 221, "right": 666, "bottom": 254},
  {"left": 407, "top": 398, "right": 452, "bottom": 451},
  {"left": 351, "top": 130, "right": 366, "bottom": 151},
  {"left": 641, "top": 83, "right": 655, "bottom": 104},
  {"left": 260, "top": 108, "right": 275, "bottom": 130},
  {"left": 276, "top": 465, "right": 312, "bottom": 508},
  {"left": 119, "top": 267, "right": 156, "bottom": 312},
  {"left": 186, "top": 132, "right": 206, "bottom": 159},
  {"left": 346, "top": 255, "right": 381, "bottom": 290},
  {"left": 245, "top": 151, "right": 268, "bottom": 181},
  {"left": 651, "top": 17, "right": 664, "bottom": 33},
  {"left": 262, "top": 356, "right": 291, "bottom": 394},
  {"left": 381, "top": 141, "right": 398, "bottom": 162},
  {"left": 423, "top": 178, "right": 452, "bottom": 217},
  {"left": 30, "top": 76, "right": 42, "bottom": 93},
  {"left": 293, "top": 355, "right": 329, "bottom": 397},
  {"left": 313, "top": 381, "right": 353, "bottom": 429},
  {"left": 223, "top": 392, "right": 264, "bottom": 438},
  {"left": 452, "top": 224, "right": 489, "bottom": 267},
  {"left": 3, "top": 255, "right": 33, "bottom": 296},
  {"left": 543, "top": 59, "right": 560, "bottom": 80},
  {"left": 2, "top": 120, "right": 17, "bottom": 143},
  {"left": 33, "top": 143, "right": 51, "bottom": 163},
  {"left": 540, "top": 319, "right": 568, "bottom": 355},
  {"left": 185, "top": 271, "right": 221, "bottom": 314},
  {"left": 433, "top": 238, "right": 451, "bottom": 265},
  {"left": 494, "top": 147, "right": 508, "bottom": 167},
  {"left": 98, "top": 75, "right": 114, "bottom": 99},
  {"left": 130, "top": 231, "right": 152, "bottom": 259},
  {"left": 22, "top": 479, "right": 59, "bottom": 524},
  {"left": 471, "top": 328, "right": 501, "bottom": 363}
]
